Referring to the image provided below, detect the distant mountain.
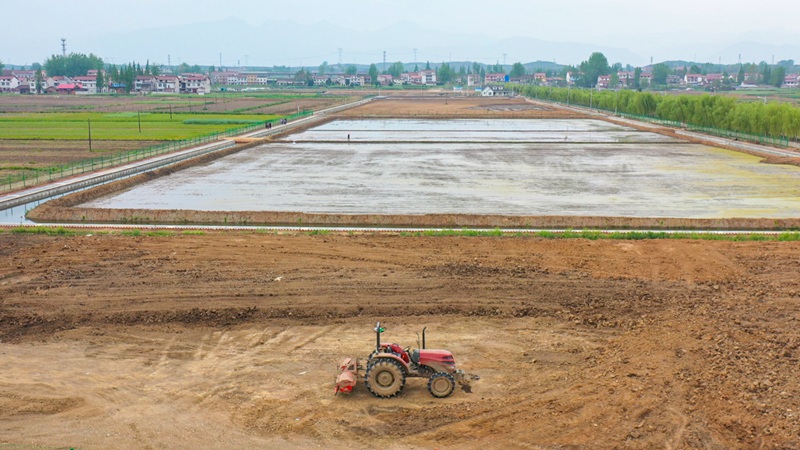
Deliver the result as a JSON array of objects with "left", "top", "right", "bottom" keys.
[
  {"left": 78, "top": 18, "right": 640, "bottom": 68},
  {"left": 711, "top": 41, "right": 800, "bottom": 65},
  {"left": 67, "top": 18, "right": 796, "bottom": 71}
]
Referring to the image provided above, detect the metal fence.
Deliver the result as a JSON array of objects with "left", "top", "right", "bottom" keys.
[
  {"left": 2, "top": 110, "right": 314, "bottom": 194},
  {"left": 686, "top": 125, "right": 789, "bottom": 148}
]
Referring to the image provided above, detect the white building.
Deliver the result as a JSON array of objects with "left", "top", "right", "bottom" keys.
[{"left": 0, "top": 76, "right": 20, "bottom": 92}]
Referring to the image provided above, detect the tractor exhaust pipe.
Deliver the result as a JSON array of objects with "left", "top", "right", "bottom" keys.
[
  {"left": 422, "top": 327, "right": 427, "bottom": 349},
  {"left": 375, "top": 322, "right": 382, "bottom": 352}
]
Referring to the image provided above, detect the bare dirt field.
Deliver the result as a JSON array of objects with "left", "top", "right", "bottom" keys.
[
  {"left": 0, "top": 93, "right": 353, "bottom": 114},
  {"left": 1, "top": 232, "right": 799, "bottom": 449},
  {"left": 0, "top": 140, "right": 164, "bottom": 179},
  {"left": 336, "top": 96, "right": 586, "bottom": 118}
]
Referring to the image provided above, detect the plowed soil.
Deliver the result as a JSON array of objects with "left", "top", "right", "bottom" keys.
[
  {"left": 1, "top": 232, "right": 799, "bottom": 449},
  {"left": 336, "top": 96, "right": 586, "bottom": 118}
]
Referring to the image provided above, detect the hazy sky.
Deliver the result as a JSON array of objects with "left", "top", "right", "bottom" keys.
[{"left": 3, "top": 0, "right": 798, "bottom": 66}]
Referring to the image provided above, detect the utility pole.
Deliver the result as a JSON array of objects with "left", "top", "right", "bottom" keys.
[
  {"left": 88, "top": 119, "right": 92, "bottom": 152},
  {"left": 383, "top": 51, "right": 386, "bottom": 72},
  {"left": 413, "top": 48, "right": 418, "bottom": 62},
  {"left": 503, "top": 53, "right": 507, "bottom": 67},
  {"left": 338, "top": 48, "right": 343, "bottom": 68},
  {"left": 168, "top": 54, "right": 171, "bottom": 71},
  {"left": 219, "top": 52, "right": 222, "bottom": 68}
]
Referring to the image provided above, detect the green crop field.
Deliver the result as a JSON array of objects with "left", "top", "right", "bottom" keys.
[{"left": 0, "top": 112, "right": 280, "bottom": 141}]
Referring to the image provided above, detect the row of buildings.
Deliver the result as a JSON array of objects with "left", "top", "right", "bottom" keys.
[
  {"left": 0, "top": 70, "right": 212, "bottom": 94},
  {"left": 595, "top": 71, "right": 800, "bottom": 89},
  {"left": 4, "top": 67, "right": 798, "bottom": 94},
  {"left": 207, "top": 69, "right": 443, "bottom": 87}
]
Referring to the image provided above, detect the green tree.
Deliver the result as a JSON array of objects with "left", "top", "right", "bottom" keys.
[
  {"left": 368, "top": 63, "right": 378, "bottom": 85},
  {"left": 689, "top": 65, "right": 702, "bottom": 74},
  {"left": 0, "top": 60, "right": 4, "bottom": 73},
  {"left": 436, "top": 62, "right": 454, "bottom": 84},
  {"left": 737, "top": 66, "right": 745, "bottom": 84},
  {"left": 387, "top": 61, "right": 405, "bottom": 78},
  {"left": 95, "top": 70, "right": 105, "bottom": 94},
  {"left": 34, "top": 68, "right": 44, "bottom": 94},
  {"left": 510, "top": 62, "right": 526, "bottom": 78},
  {"left": 43, "top": 53, "right": 104, "bottom": 77},
  {"left": 319, "top": 61, "right": 329, "bottom": 75},
  {"left": 345, "top": 65, "right": 357, "bottom": 75},
  {"left": 578, "top": 52, "right": 610, "bottom": 88},
  {"left": 633, "top": 67, "right": 642, "bottom": 89},
  {"left": 425, "top": 61, "right": 431, "bottom": 70},
  {"left": 610, "top": 73, "right": 619, "bottom": 89},
  {"left": 652, "top": 64, "right": 669, "bottom": 85},
  {"left": 472, "top": 62, "right": 482, "bottom": 75},
  {"left": 760, "top": 62, "right": 771, "bottom": 85},
  {"left": 771, "top": 66, "right": 786, "bottom": 87}
]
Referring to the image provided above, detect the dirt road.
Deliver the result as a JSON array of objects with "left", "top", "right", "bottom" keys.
[{"left": 1, "top": 232, "right": 798, "bottom": 448}]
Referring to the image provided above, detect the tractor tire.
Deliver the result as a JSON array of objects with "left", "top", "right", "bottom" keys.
[
  {"left": 365, "top": 359, "right": 406, "bottom": 398},
  {"left": 427, "top": 372, "right": 455, "bottom": 398}
]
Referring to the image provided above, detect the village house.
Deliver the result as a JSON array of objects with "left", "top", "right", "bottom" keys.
[
  {"left": 617, "top": 71, "right": 635, "bottom": 87},
  {"left": 312, "top": 75, "right": 330, "bottom": 86},
  {"left": 466, "top": 73, "right": 482, "bottom": 86},
  {"left": 376, "top": 74, "right": 393, "bottom": 85},
  {"left": 484, "top": 73, "right": 507, "bottom": 84},
  {"left": 482, "top": 85, "right": 511, "bottom": 97},
  {"left": 0, "top": 75, "right": 20, "bottom": 92},
  {"left": 704, "top": 73, "right": 724, "bottom": 86},
  {"left": 784, "top": 74, "right": 799, "bottom": 88},
  {"left": 155, "top": 75, "right": 180, "bottom": 93},
  {"left": 135, "top": 76, "right": 156, "bottom": 93},
  {"left": 419, "top": 69, "right": 436, "bottom": 85},
  {"left": 56, "top": 83, "right": 82, "bottom": 95},
  {"left": 255, "top": 74, "right": 272, "bottom": 85},
  {"left": 565, "top": 72, "right": 578, "bottom": 85},
  {"left": 180, "top": 73, "right": 211, "bottom": 94},
  {"left": 596, "top": 75, "right": 612, "bottom": 89},
  {"left": 684, "top": 73, "right": 704, "bottom": 85},
  {"left": 74, "top": 75, "right": 98, "bottom": 94}
]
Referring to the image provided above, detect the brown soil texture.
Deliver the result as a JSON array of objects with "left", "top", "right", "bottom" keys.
[
  {"left": 0, "top": 139, "right": 164, "bottom": 178},
  {"left": 0, "top": 93, "right": 354, "bottom": 114},
  {"left": 335, "top": 96, "right": 586, "bottom": 118},
  {"left": 1, "top": 232, "right": 799, "bottom": 449}
]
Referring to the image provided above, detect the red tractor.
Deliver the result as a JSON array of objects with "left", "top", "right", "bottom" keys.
[{"left": 335, "top": 322, "right": 477, "bottom": 398}]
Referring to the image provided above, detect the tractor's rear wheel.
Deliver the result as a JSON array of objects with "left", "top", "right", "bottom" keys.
[
  {"left": 427, "top": 372, "right": 455, "bottom": 398},
  {"left": 366, "top": 359, "right": 406, "bottom": 398}
]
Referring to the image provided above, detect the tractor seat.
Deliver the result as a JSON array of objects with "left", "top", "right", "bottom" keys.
[{"left": 387, "top": 343, "right": 410, "bottom": 364}]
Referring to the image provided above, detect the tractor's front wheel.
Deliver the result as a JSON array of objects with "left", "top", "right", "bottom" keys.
[
  {"left": 427, "top": 372, "right": 455, "bottom": 398},
  {"left": 366, "top": 359, "right": 406, "bottom": 398}
]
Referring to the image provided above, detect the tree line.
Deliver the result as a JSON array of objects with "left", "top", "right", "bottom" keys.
[{"left": 518, "top": 85, "right": 800, "bottom": 140}]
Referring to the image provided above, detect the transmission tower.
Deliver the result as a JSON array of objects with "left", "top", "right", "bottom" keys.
[{"left": 61, "top": 38, "right": 67, "bottom": 57}]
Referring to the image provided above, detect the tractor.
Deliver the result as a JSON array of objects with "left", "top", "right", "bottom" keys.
[{"left": 335, "top": 322, "right": 477, "bottom": 398}]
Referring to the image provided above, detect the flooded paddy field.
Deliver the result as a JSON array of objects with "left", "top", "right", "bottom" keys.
[{"left": 82, "top": 118, "right": 800, "bottom": 218}]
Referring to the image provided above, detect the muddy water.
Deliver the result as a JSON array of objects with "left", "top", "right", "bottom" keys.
[{"left": 82, "top": 119, "right": 800, "bottom": 218}]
